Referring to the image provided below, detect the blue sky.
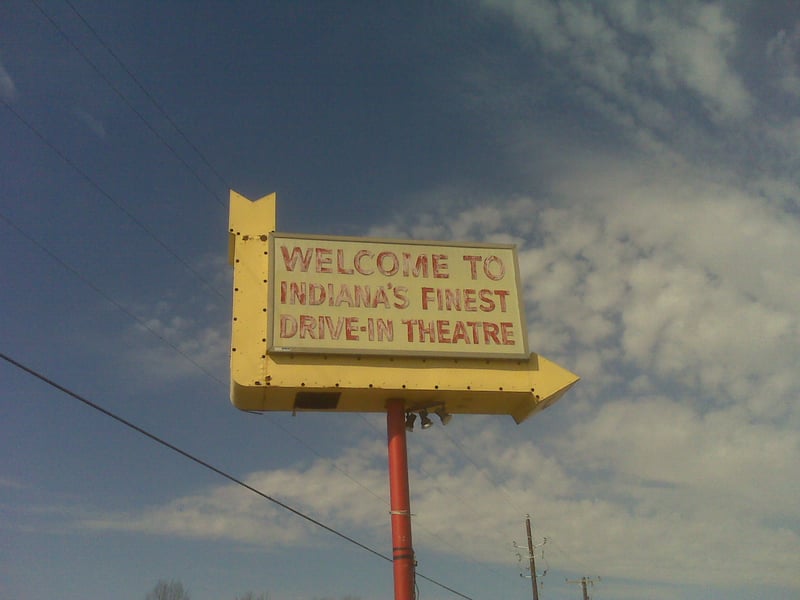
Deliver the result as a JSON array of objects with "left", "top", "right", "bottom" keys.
[{"left": 2, "top": 1, "right": 800, "bottom": 599}]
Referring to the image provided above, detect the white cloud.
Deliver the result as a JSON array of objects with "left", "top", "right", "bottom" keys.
[
  {"left": 555, "top": 396, "right": 800, "bottom": 587},
  {"left": 78, "top": 410, "right": 800, "bottom": 589},
  {"left": 127, "top": 308, "right": 230, "bottom": 382},
  {"left": 81, "top": 158, "right": 800, "bottom": 590},
  {"left": 635, "top": 2, "right": 751, "bottom": 119},
  {"left": 0, "top": 477, "right": 26, "bottom": 489},
  {"left": 81, "top": 439, "right": 392, "bottom": 549},
  {"left": 542, "top": 163, "right": 800, "bottom": 418},
  {"left": 479, "top": 0, "right": 752, "bottom": 128},
  {"left": 767, "top": 24, "right": 800, "bottom": 98},
  {"left": 74, "top": 108, "right": 107, "bottom": 139},
  {"left": 371, "top": 158, "right": 800, "bottom": 422},
  {"left": 350, "top": 156, "right": 800, "bottom": 591},
  {"left": 123, "top": 253, "right": 232, "bottom": 383},
  {"left": 0, "top": 58, "right": 17, "bottom": 102},
  {"left": 83, "top": 79, "right": 800, "bottom": 591},
  {"left": 561, "top": 397, "right": 800, "bottom": 516}
]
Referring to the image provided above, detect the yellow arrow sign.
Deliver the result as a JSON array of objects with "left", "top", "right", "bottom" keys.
[{"left": 228, "top": 190, "right": 578, "bottom": 423}]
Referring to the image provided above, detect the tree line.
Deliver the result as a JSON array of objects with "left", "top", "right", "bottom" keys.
[{"left": 146, "top": 579, "right": 361, "bottom": 600}]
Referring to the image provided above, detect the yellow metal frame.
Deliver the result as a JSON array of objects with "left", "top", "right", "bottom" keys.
[{"left": 228, "top": 190, "right": 579, "bottom": 423}]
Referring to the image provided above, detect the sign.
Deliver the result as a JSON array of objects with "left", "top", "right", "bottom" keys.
[
  {"left": 228, "top": 190, "right": 578, "bottom": 421},
  {"left": 268, "top": 233, "right": 529, "bottom": 359}
]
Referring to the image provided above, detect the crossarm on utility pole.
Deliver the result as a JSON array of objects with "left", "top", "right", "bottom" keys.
[{"left": 566, "top": 576, "right": 598, "bottom": 600}]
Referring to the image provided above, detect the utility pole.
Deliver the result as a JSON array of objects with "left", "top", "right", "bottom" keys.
[
  {"left": 566, "top": 576, "right": 598, "bottom": 600},
  {"left": 525, "top": 515, "right": 540, "bottom": 600},
  {"left": 514, "top": 516, "right": 546, "bottom": 600}
]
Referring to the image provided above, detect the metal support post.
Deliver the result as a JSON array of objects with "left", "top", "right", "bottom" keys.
[{"left": 387, "top": 398, "right": 416, "bottom": 600}]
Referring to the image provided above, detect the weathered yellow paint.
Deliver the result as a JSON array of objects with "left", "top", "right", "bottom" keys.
[{"left": 229, "top": 190, "right": 579, "bottom": 423}]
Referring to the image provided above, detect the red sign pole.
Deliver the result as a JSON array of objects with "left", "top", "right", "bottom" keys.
[{"left": 386, "top": 398, "right": 416, "bottom": 600}]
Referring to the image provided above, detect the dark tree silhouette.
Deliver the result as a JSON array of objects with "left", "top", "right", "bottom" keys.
[{"left": 145, "top": 580, "right": 190, "bottom": 600}]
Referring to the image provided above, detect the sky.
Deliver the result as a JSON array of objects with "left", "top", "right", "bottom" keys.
[{"left": 1, "top": 1, "right": 800, "bottom": 599}]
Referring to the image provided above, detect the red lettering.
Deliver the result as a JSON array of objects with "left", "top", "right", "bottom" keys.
[
  {"left": 280, "top": 281, "right": 306, "bottom": 305},
  {"left": 484, "top": 255, "right": 505, "bottom": 281},
  {"left": 494, "top": 289, "right": 510, "bottom": 312},
  {"left": 373, "top": 286, "right": 390, "bottom": 308},
  {"left": 402, "top": 319, "right": 415, "bottom": 342},
  {"left": 463, "top": 288, "right": 477, "bottom": 311},
  {"left": 353, "top": 285, "right": 371, "bottom": 307},
  {"left": 393, "top": 286, "right": 409, "bottom": 309},
  {"left": 432, "top": 254, "right": 449, "bottom": 278},
  {"left": 354, "top": 249, "right": 374, "bottom": 275},
  {"left": 315, "top": 248, "right": 333, "bottom": 273},
  {"left": 336, "top": 249, "right": 354, "bottom": 274},
  {"left": 322, "top": 316, "right": 345, "bottom": 339},
  {"left": 280, "top": 246, "right": 313, "bottom": 272},
  {"left": 309, "top": 283, "right": 326, "bottom": 305},
  {"left": 377, "top": 251, "right": 399, "bottom": 276},
  {"left": 279, "top": 315, "right": 297, "bottom": 338},
  {"left": 403, "top": 253, "right": 429, "bottom": 277},
  {"left": 451, "top": 320, "right": 470, "bottom": 344},
  {"left": 335, "top": 284, "right": 354, "bottom": 307},
  {"left": 443, "top": 288, "right": 462, "bottom": 311},
  {"left": 421, "top": 287, "right": 512, "bottom": 313},
  {"left": 400, "top": 319, "right": 515, "bottom": 346},
  {"left": 462, "top": 255, "right": 481, "bottom": 279},
  {"left": 482, "top": 322, "right": 500, "bottom": 344},
  {"left": 436, "top": 319, "right": 451, "bottom": 343},
  {"left": 417, "top": 320, "right": 435, "bottom": 342},
  {"left": 500, "top": 322, "right": 514, "bottom": 345},
  {"left": 479, "top": 289, "right": 495, "bottom": 312},
  {"left": 299, "top": 315, "right": 317, "bottom": 339},
  {"left": 376, "top": 318, "right": 394, "bottom": 341},
  {"left": 345, "top": 317, "right": 360, "bottom": 341},
  {"left": 421, "top": 287, "right": 435, "bottom": 310}
]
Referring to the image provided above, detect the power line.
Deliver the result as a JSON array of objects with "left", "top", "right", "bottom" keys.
[
  {"left": 1, "top": 97, "right": 507, "bottom": 598},
  {"left": 1, "top": 43, "right": 408, "bottom": 572},
  {"left": 0, "top": 350, "right": 475, "bottom": 600},
  {"left": 5, "top": 173, "right": 530, "bottom": 590},
  {"left": 61, "top": 0, "right": 233, "bottom": 191},
  {"left": 0, "top": 210, "right": 222, "bottom": 381},
  {"left": 6, "top": 5, "right": 551, "bottom": 594},
  {"left": 0, "top": 208, "right": 391, "bottom": 509},
  {"left": 437, "top": 424, "right": 566, "bottom": 575},
  {"left": 440, "top": 426, "right": 529, "bottom": 516},
  {"left": 1, "top": 97, "right": 224, "bottom": 301},
  {"left": 2, "top": 92, "right": 393, "bottom": 509},
  {"left": 547, "top": 536, "right": 593, "bottom": 575},
  {"left": 0, "top": 83, "right": 399, "bottom": 521},
  {"left": 29, "top": 0, "right": 226, "bottom": 207},
  {"left": 0, "top": 15, "right": 401, "bottom": 563},
  {"left": 7, "top": 5, "right": 539, "bottom": 588},
  {"left": 0, "top": 190, "right": 497, "bottom": 573},
  {"left": 1, "top": 144, "right": 511, "bottom": 595},
  {"left": 0, "top": 349, "right": 388, "bottom": 557},
  {"left": 356, "top": 414, "right": 509, "bottom": 580}
]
